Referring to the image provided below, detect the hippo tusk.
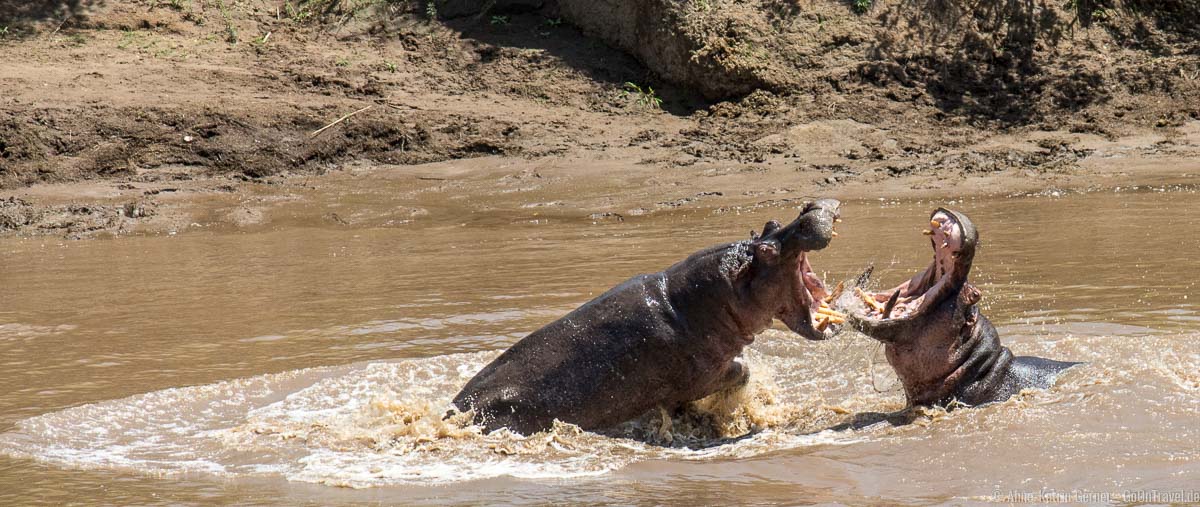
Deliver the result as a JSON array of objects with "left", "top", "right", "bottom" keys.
[
  {"left": 824, "top": 281, "right": 845, "bottom": 304},
  {"left": 882, "top": 290, "right": 901, "bottom": 318},
  {"left": 922, "top": 229, "right": 933, "bottom": 235}
]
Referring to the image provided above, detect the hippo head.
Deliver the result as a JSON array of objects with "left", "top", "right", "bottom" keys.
[
  {"left": 740, "top": 198, "right": 843, "bottom": 341},
  {"left": 847, "top": 208, "right": 978, "bottom": 341}
]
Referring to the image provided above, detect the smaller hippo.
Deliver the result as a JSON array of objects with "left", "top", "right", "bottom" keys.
[
  {"left": 845, "top": 208, "right": 1079, "bottom": 408},
  {"left": 452, "top": 199, "right": 844, "bottom": 435}
]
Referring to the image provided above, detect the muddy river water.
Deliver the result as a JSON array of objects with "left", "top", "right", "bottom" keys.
[{"left": 1, "top": 185, "right": 1198, "bottom": 505}]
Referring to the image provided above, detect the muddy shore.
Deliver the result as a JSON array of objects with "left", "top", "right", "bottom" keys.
[{"left": 1, "top": 0, "right": 1198, "bottom": 238}]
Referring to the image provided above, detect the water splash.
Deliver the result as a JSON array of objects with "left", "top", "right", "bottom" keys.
[
  {"left": 9, "top": 328, "right": 1190, "bottom": 489},
  {"left": 0, "top": 340, "right": 886, "bottom": 488}
]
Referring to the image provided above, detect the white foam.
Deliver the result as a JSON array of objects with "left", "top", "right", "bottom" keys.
[{"left": 0, "top": 347, "right": 874, "bottom": 487}]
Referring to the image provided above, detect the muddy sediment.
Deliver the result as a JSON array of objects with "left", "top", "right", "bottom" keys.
[{"left": 0, "top": 0, "right": 1199, "bottom": 237}]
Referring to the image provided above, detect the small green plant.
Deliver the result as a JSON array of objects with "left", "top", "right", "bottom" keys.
[
  {"left": 490, "top": 15, "right": 509, "bottom": 26},
  {"left": 251, "top": 32, "right": 271, "bottom": 47},
  {"left": 692, "top": 0, "right": 711, "bottom": 11},
  {"left": 544, "top": 17, "right": 562, "bottom": 27},
  {"left": 0, "top": 26, "right": 9, "bottom": 37},
  {"left": 853, "top": 0, "right": 872, "bottom": 14},
  {"left": 622, "top": 82, "right": 663, "bottom": 110},
  {"left": 158, "top": 0, "right": 188, "bottom": 10},
  {"left": 425, "top": 1, "right": 437, "bottom": 19},
  {"left": 335, "top": 57, "right": 350, "bottom": 67},
  {"left": 283, "top": 1, "right": 309, "bottom": 22},
  {"left": 216, "top": 0, "right": 237, "bottom": 43},
  {"left": 382, "top": 60, "right": 398, "bottom": 73}
]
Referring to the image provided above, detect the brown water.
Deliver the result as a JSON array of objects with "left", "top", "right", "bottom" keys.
[{"left": 2, "top": 184, "right": 1199, "bottom": 505}]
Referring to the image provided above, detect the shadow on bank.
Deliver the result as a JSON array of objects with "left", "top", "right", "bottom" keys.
[{"left": 0, "top": 0, "right": 103, "bottom": 36}]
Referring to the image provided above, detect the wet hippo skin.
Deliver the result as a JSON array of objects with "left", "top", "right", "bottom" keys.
[
  {"left": 453, "top": 199, "right": 842, "bottom": 435},
  {"left": 847, "top": 208, "right": 1080, "bottom": 408}
]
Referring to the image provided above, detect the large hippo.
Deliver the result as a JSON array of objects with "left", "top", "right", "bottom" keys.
[
  {"left": 845, "top": 208, "right": 1079, "bottom": 408},
  {"left": 453, "top": 199, "right": 844, "bottom": 435}
]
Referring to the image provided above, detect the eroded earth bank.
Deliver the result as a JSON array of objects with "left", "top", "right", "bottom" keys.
[{"left": 1, "top": 0, "right": 1199, "bottom": 237}]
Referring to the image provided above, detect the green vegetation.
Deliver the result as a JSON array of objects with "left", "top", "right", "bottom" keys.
[
  {"left": 622, "top": 82, "right": 663, "bottom": 110},
  {"left": 282, "top": 1, "right": 316, "bottom": 22},
  {"left": 853, "top": 0, "right": 872, "bottom": 14},
  {"left": 216, "top": 0, "right": 238, "bottom": 43},
  {"left": 544, "top": 17, "right": 562, "bottom": 27},
  {"left": 158, "top": 0, "right": 189, "bottom": 10},
  {"left": 1064, "top": 0, "right": 1121, "bottom": 24},
  {"left": 281, "top": 0, "right": 439, "bottom": 24},
  {"left": 251, "top": 31, "right": 271, "bottom": 47},
  {"left": 382, "top": 60, "right": 398, "bottom": 72},
  {"left": 490, "top": 15, "right": 509, "bottom": 26}
]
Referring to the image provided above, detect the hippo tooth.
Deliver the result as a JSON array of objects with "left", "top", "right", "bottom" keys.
[
  {"left": 856, "top": 288, "right": 886, "bottom": 313},
  {"left": 922, "top": 229, "right": 933, "bottom": 235},
  {"left": 930, "top": 220, "right": 941, "bottom": 228},
  {"left": 817, "top": 307, "right": 845, "bottom": 318},
  {"left": 831, "top": 231, "right": 839, "bottom": 237}
]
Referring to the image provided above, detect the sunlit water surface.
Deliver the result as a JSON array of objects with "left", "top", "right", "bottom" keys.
[{"left": 1, "top": 186, "right": 1198, "bottom": 505}]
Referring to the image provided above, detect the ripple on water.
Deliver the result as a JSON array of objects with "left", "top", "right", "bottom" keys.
[{"left": 0, "top": 323, "right": 79, "bottom": 342}]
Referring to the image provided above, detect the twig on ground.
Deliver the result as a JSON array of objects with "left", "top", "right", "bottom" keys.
[
  {"left": 50, "top": 13, "right": 72, "bottom": 37},
  {"left": 309, "top": 105, "right": 373, "bottom": 139}
]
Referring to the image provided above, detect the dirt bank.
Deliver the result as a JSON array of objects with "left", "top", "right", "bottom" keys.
[{"left": 0, "top": 0, "right": 1198, "bottom": 237}]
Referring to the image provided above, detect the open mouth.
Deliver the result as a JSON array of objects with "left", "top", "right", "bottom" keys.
[
  {"left": 800, "top": 251, "right": 847, "bottom": 334},
  {"left": 798, "top": 223, "right": 846, "bottom": 336},
  {"left": 852, "top": 210, "right": 966, "bottom": 321}
]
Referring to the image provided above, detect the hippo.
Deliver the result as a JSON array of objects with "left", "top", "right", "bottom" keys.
[
  {"left": 845, "top": 208, "right": 1079, "bottom": 408},
  {"left": 452, "top": 199, "right": 844, "bottom": 435}
]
